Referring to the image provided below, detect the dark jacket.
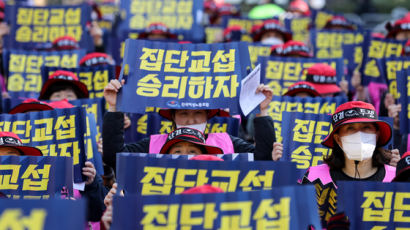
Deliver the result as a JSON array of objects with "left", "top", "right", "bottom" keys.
[
  {"left": 80, "top": 175, "right": 109, "bottom": 222},
  {"left": 103, "top": 112, "right": 276, "bottom": 171}
]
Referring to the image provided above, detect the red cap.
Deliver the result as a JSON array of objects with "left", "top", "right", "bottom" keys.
[
  {"left": 393, "top": 152, "right": 410, "bottom": 182},
  {"left": 138, "top": 22, "right": 177, "bottom": 39},
  {"left": 52, "top": 36, "right": 79, "bottom": 51},
  {"left": 160, "top": 128, "right": 224, "bottom": 155},
  {"left": 284, "top": 81, "right": 320, "bottom": 97},
  {"left": 251, "top": 24, "right": 263, "bottom": 42},
  {"left": 181, "top": 185, "right": 224, "bottom": 194},
  {"left": 217, "top": 3, "right": 240, "bottom": 17},
  {"left": 254, "top": 19, "right": 292, "bottom": 42},
  {"left": 79, "top": 52, "right": 110, "bottom": 67},
  {"left": 48, "top": 99, "right": 75, "bottom": 109},
  {"left": 324, "top": 16, "right": 356, "bottom": 30},
  {"left": 321, "top": 101, "right": 392, "bottom": 148},
  {"left": 281, "top": 40, "right": 311, "bottom": 57},
  {"left": 270, "top": 44, "right": 283, "bottom": 56},
  {"left": 305, "top": 63, "right": 341, "bottom": 95},
  {"left": 39, "top": 70, "right": 89, "bottom": 100},
  {"left": 189, "top": 155, "right": 224, "bottom": 161},
  {"left": 0, "top": 132, "right": 43, "bottom": 156},
  {"left": 223, "top": 25, "right": 245, "bottom": 42},
  {"left": 386, "top": 13, "right": 410, "bottom": 38},
  {"left": 288, "top": 0, "right": 311, "bottom": 16},
  {"left": 9, "top": 99, "right": 53, "bottom": 114}
]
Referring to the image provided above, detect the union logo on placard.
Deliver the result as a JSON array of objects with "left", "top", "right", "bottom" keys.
[{"left": 166, "top": 101, "right": 180, "bottom": 108}]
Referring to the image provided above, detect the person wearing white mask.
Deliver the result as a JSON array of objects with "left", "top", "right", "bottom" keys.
[
  {"left": 253, "top": 19, "right": 292, "bottom": 46},
  {"left": 302, "top": 101, "right": 397, "bottom": 186},
  {"left": 102, "top": 79, "right": 276, "bottom": 172}
]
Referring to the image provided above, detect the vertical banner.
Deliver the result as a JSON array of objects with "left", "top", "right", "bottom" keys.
[
  {"left": 117, "top": 40, "right": 251, "bottom": 114},
  {"left": 4, "top": 49, "right": 86, "bottom": 99},
  {"left": 4, "top": 4, "right": 93, "bottom": 51},
  {"left": 0, "top": 156, "right": 73, "bottom": 198},
  {"left": 116, "top": 153, "right": 298, "bottom": 195},
  {"left": 0, "top": 199, "right": 85, "bottom": 230},
  {"left": 112, "top": 185, "right": 322, "bottom": 230},
  {"left": 119, "top": 0, "right": 204, "bottom": 42},
  {"left": 338, "top": 181, "right": 410, "bottom": 230}
]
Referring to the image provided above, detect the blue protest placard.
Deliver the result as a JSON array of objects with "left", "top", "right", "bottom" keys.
[
  {"left": 0, "top": 155, "right": 73, "bottom": 198},
  {"left": 85, "top": 113, "right": 104, "bottom": 175},
  {"left": 0, "top": 199, "right": 85, "bottom": 230},
  {"left": 124, "top": 112, "right": 240, "bottom": 143},
  {"left": 117, "top": 39, "right": 251, "bottom": 114},
  {"left": 120, "top": 152, "right": 254, "bottom": 161},
  {"left": 41, "top": 65, "right": 115, "bottom": 99},
  {"left": 398, "top": 68, "right": 410, "bottom": 134},
  {"left": 248, "top": 43, "right": 272, "bottom": 68},
  {"left": 361, "top": 37, "right": 406, "bottom": 86},
  {"left": 268, "top": 95, "right": 348, "bottom": 143},
  {"left": 118, "top": 0, "right": 204, "bottom": 42},
  {"left": 116, "top": 153, "right": 298, "bottom": 195},
  {"left": 112, "top": 185, "right": 321, "bottom": 230},
  {"left": 259, "top": 56, "right": 345, "bottom": 96},
  {"left": 4, "top": 4, "right": 93, "bottom": 51},
  {"left": 0, "top": 107, "right": 88, "bottom": 183},
  {"left": 3, "top": 49, "right": 86, "bottom": 99},
  {"left": 337, "top": 181, "right": 410, "bottom": 230},
  {"left": 283, "top": 16, "right": 311, "bottom": 42}
]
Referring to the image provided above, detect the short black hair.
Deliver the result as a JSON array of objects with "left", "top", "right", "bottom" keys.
[{"left": 42, "top": 82, "right": 86, "bottom": 100}]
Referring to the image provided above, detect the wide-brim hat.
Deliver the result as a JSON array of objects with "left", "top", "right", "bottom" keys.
[
  {"left": 138, "top": 22, "right": 177, "bottom": 39},
  {"left": 79, "top": 52, "right": 110, "bottom": 67},
  {"left": 52, "top": 36, "right": 79, "bottom": 50},
  {"left": 159, "top": 108, "right": 230, "bottom": 121},
  {"left": 386, "top": 13, "right": 410, "bottom": 38},
  {"left": 160, "top": 128, "right": 223, "bottom": 154},
  {"left": 321, "top": 101, "right": 392, "bottom": 148},
  {"left": 0, "top": 132, "right": 42, "bottom": 156},
  {"left": 254, "top": 19, "right": 292, "bottom": 42},
  {"left": 324, "top": 16, "right": 356, "bottom": 30},
  {"left": 393, "top": 152, "right": 410, "bottom": 182},
  {"left": 9, "top": 99, "right": 53, "bottom": 114},
  {"left": 284, "top": 81, "right": 320, "bottom": 97},
  {"left": 39, "top": 70, "right": 89, "bottom": 100},
  {"left": 305, "top": 63, "right": 341, "bottom": 95},
  {"left": 281, "top": 40, "right": 312, "bottom": 57}
]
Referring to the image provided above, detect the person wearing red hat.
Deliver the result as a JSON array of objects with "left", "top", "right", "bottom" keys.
[
  {"left": 102, "top": 79, "right": 276, "bottom": 172},
  {"left": 323, "top": 16, "right": 356, "bottom": 31},
  {"left": 79, "top": 52, "right": 111, "bottom": 67},
  {"left": 39, "top": 70, "right": 89, "bottom": 101},
  {"left": 0, "top": 132, "right": 42, "bottom": 156},
  {"left": 287, "top": 0, "right": 311, "bottom": 17},
  {"left": 392, "top": 152, "right": 410, "bottom": 182},
  {"left": 283, "top": 81, "right": 320, "bottom": 98},
  {"left": 138, "top": 23, "right": 178, "bottom": 40},
  {"left": 223, "top": 25, "right": 245, "bottom": 42},
  {"left": 386, "top": 13, "right": 410, "bottom": 41},
  {"left": 160, "top": 128, "right": 223, "bottom": 155},
  {"left": 52, "top": 36, "right": 79, "bottom": 51},
  {"left": 304, "top": 63, "right": 343, "bottom": 97},
  {"left": 253, "top": 19, "right": 292, "bottom": 45},
  {"left": 280, "top": 40, "right": 312, "bottom": 58},
  {"left": 270, "top": 44, "right": 283, "bottom": 56},
  {"left": 302, "top": 101, "right": 397, "bottom": 186}
]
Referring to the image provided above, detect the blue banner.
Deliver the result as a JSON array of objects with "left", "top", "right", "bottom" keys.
[
  {"left": 4, "top": 4, "right": 93, "bottom": 51},
  {"left": 259, "top": 56, "right": 345, "bottom": 96},
  {"left": 398, "top": 68, "right": 410, "bottom": 134},
  {"left": 248, "top": 43, "right": 272, "bottom": 68},
  {"left": 283, "top": 16, "right": 311, "bottom": 42},
  {"left": 376, "top": 57, "right": 410, "bottom": 101},
  {"left": 118, "top": 0, "right": 204, "bottom": 42},
  {"left": 42, "top": 65, "right": 115, "bottom": 99},
  {"left": 117, "top": 40, "right": 251, "bottom": 114},
  {"left": 112, "top": 185, "right": 321, "bottom": 230},
  {"left": 124, "top": 112, "right": 240, "bottom": 143},
  {"left": 268, "top": 95, "right": 348, "bottom": 143},
  {"left": 0, "top": 107, "right": 88, "bottom": 183},
  {"left": 120, "top": 152, "right": 254, "bottom": 161},
  {"left": 116, "top": 153, "right": 298, "bottom": 195},
  {"left": 361, "top": 37, "right": 406, "bottom": 85},
  {"left": 85, "top": 113, "right": 104, "bottom": 176},
  {"left": 0, "top": 199, "right": 85, "bottom": 230},
  {"left": 338, "top": 181, "right": 410, "bottom": 230},
  {"left": 0, "top": 156, "right": 73, "bottom": 198},
  {"left": 3, "top": 49, "right": 86, "bottom": 99}
]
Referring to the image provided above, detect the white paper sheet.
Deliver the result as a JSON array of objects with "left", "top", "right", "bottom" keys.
[{"left": 239, "top": 64, "right": 266, "bottom": 116}]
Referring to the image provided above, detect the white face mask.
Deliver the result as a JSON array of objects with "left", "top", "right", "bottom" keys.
[
  {"left": 261, "top": 37, "right": 284, "bottom": 46},
  {"left": 340, "top": 131, "right": 377, "bottom": 161},
  {"left": 176, "top": 122, "right": 207, "bottom": 133}
]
